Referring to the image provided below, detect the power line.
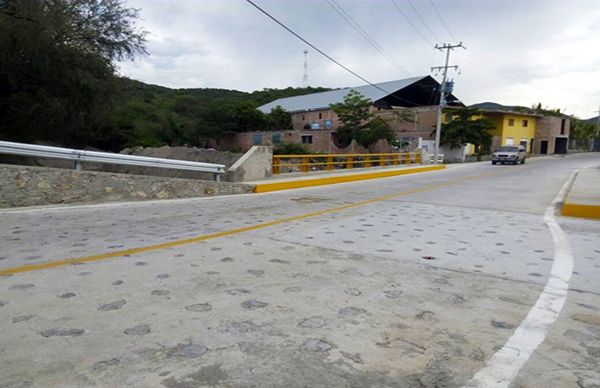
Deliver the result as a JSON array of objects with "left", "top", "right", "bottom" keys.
[
  {"left": 245, "top": 0, "right": 420, "bottom": 106},
  {"left": 406, "top": 0, "right": 441, "bottom": 43},
  {"left": 326, "top": 0, "right": 412, "bottom": 77},
  {"left": 389, "top": 0, "right": 434, "bottom": 47},
  {"left": 428, "top": 0, "right": 456, "bottom": 41}
]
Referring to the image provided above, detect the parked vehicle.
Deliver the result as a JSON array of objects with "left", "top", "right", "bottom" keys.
[{"left": 491, "top": 146, "right": 526, "bottom": 165}]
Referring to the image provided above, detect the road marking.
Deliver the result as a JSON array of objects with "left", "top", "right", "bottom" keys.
[
  {"left": 466, "top": 170, "right": 577, "bottom": 388},
  {"left": 0, "top": 171, "right": 498, "bottom": 276}
]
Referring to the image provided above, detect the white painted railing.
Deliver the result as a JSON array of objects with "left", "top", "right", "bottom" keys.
[
  {"left": 0, "top": 141, "right": 226, "bottom": 180},
  {"left": 428, "top": 153, "right": 445, "bottom": 163}
]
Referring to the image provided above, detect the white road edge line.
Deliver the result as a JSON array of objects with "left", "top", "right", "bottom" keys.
[{"left": 465, "top": 170, "right": 578, "bottom": 388}]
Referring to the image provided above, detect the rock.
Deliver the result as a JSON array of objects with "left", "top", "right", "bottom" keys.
[
  {"left": 241, "top": 299, "right": 268, "bottom": 310},
  {"left": 491, "top": 320, "right": 515, "bottom": 329},
  {"left": 339, "top": 306, "right": 367, "bottom": 317},
  {"left": 304, "top": 339, "right": 332, "bottom": 352},
  {"left": 41, "top": 328, "right": 85, "bottom": 337},
  {"left": 185, "top": 303, "right": 212, "bottom": 312},
  {"left": 98, "top": 299, "right": 126, "bottom": 311},
  {"left": 344, "top": 288, "right": 362, "bottom": 296},
  {"left": 172, "top": 344, "right": 208, "bottom": 358},
  {"left": 124, "top": 324, "right": 151, "bottom": 336},
  {"left": 298, "top": 317, "right": 326, "bottom": 329}
]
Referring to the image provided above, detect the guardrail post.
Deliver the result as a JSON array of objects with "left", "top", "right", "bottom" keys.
[
  {"left": 393, "top": 154, "right": 399, "bottom": 165},
  {"left": 74, "top": 160, "right": 81, "bottom": 171},
  {"left": 405, "top": 153, "right": 410, "bottom": 165},
  {"left": 326, "top": 156, "right": 333, "bottom": 171},
  {"left": 272, "top": 158, "right": 280, "bottom": 174},
  {"left": 415, "top": 152, "right": 421, "bottom": 164},
  {"left": 301, "top": 157, "right": 309, "bottom": 172},
  {"left": 345, "top": 156, "right": 353, "bottom": 169},
  {"left": 364, "top": 155, "right": 371, "bottom": 168},
  {"left": 379, "top": 154, "right": 386, "bottom": 166},
  {"left": 214, "top": 173, "right": 221, "bottom": 181}
]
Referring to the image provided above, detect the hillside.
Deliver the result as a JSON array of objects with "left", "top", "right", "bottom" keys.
[{"left": 108, "top": 78, "right": 330, "bottom": 150}]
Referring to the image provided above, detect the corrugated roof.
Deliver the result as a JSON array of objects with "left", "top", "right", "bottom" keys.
[{"left": 258, "top": 76, "right": 428, "bottom": 113}]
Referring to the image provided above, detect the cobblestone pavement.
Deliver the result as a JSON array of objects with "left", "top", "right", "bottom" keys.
[{"left": 1, "top": 153, "right": 599, "bottom": 387}]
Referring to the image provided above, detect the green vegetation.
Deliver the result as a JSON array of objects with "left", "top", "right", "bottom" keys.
[
  {"left": 273, "top": 143, "right": 311, "bottom": 155},
  {"left": 570, "top": 118, "right": 598, "bottom": 147},
  {"left": 438, "top": 107, "right": 494, "bottom": 160},
  {"left": 330, "top": 90, "right": 394, "bottom": 148},
  {"left": 0, "top": 1, "right": 328, "bottom": 151}
]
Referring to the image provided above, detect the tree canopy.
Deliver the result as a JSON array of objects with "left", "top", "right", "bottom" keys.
[
  {"left": 330, "top": 90, "right": 394, "bottom": 148},
  {"left": 0, "top": 0, "right": 147, "bottom": 149},
  {"left": 438, "top": 107, "right": 494, "bottom": 159}
]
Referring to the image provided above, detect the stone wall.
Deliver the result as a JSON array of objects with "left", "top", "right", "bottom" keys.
[{"left": 0, "top": 164, "right": 254, "bottom": 208}]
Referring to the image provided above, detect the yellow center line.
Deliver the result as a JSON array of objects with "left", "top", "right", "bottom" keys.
[{"left": 0, "top": 170, "right": 499, "bottom": 276}]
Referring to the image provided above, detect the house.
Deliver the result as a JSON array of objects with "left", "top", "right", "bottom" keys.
[
  {"left": 470, "top": 102, "right": 570, "bottom": 154},
  {"left": 218, "top": 76, "right": 461, "bottom": 153}
]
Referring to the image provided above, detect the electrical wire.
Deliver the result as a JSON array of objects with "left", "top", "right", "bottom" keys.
[
  {"left": 389, "top": 0, "right": 434, "bottom": 47},
  {"left": 245, "top": 0, "right": 424, "bottom": 106},
  {"left": 326, "top": 0, "right": 412, "bottom": 77},
  {"left": 428, "top": 0, "right": 456, "bottom": 41},
  {"left": 406, "top": 0, "right": 441, "bottom": 43}
]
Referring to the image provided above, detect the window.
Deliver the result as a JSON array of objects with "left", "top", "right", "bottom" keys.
[
  {"left": 272, "top": 133, "right": 281, "bottom": 144},
  {"left": 252, "top": 134, "right": 262, "bottom": 145},
  {"left": 318, "top": 113, "right": 322, "bottom": 119},
  {"left": 508, "top": 118, "right": 515, "bottom": 126},
  {"left": 302, "top": 114, "right": 305, "bottom": 120},
  {"left": 522, "top": 120, "right": 528, "bottom": 127},
  {"left": 560, "top": 119, "right": 566, "bottom": 135},
  {"left": 301, "top": 135, "right": 313, "bottom": 144}
]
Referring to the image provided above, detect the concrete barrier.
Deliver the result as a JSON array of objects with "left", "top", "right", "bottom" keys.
[
  {"left": 0, "top": 164, "right": 253, "bottom": 208},
  {"left": 562, "top": 168, "right": 600, "bottom": 219},
  {"left": 226, "top": 146, "right": 272, "bottom": 182}
]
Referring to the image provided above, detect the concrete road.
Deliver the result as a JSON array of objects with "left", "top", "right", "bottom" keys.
[{"left": 1, "top": 153, "right": 599, "bottom": 388}]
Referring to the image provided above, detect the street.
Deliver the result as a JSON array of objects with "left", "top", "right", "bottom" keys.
[{"left": 1, "top": 153, "right": 600, "bottom": 388}]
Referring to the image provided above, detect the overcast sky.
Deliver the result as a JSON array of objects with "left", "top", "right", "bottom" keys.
[{"left": 119, "top": 0, "right": 600, "bottom": 118}]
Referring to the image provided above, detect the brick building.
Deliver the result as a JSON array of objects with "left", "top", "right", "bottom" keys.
[{"left": 220, "top": 76, "right": 461, "bottom": 153}]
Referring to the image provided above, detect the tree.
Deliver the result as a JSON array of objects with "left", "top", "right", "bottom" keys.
[
  {"left": 0, "top": 0, "right": 146, "bottom": 149},
  {"left": 570, "top": 118, "right": 597, "bottom": 147},
  {"left": 229, "top": 101, "right": 266, "bottom": 132},
  {"left": 356, "top": 117, "right": 395, "bottom": 148},
  {"left": 437, "top": 108, "right": 494, "bottom": 160},
  {"left": 330, "top": 90, "right": 374, "bottom": 146},
  {"left": 267, "top": 105, "right": 292, "bottom": 130}
]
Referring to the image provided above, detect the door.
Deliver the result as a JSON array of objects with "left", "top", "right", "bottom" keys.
[
  {"left": 540, "top": 140, "right": 548, "bottom": 154},
  {"left": 554, "top": 137, "right": 567, "bottom": 154}
]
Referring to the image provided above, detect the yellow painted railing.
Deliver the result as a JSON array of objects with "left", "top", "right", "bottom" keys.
[{"left": 272, "top": 152, "right": 421, "bottom": 174}]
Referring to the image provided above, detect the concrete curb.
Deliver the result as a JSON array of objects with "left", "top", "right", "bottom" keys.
[
  {"left": 562, "top": 203, "right": 600, "bottom": 219},
  {"left": 561, "top": 168, "right": 600, "bottom": 220},
  {"left": 253, "top": 165, "right": 446, "bottom": 193}
]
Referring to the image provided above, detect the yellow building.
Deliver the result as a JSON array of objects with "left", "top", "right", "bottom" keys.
[{"left": 483, "top": 111, "right": 539, "bottom": 153}]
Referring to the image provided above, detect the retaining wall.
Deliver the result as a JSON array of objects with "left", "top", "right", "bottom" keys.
[{"left": 0, "top": 164, "right": 253, "bottom": 208}]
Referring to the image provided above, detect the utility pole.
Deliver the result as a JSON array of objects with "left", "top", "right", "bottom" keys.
[{"left": 431, "top": 42, "right": 464, "bottom": 163}]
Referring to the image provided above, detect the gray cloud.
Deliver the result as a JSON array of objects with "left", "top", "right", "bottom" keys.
[{"left": 118, "top": 0, "right": 600, "bottom": 118}]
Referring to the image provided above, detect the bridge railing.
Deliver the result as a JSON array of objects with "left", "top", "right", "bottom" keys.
[
  {"left": 0, "top": 140, "right": 226, "bottom": 180},
  {"left": 272, "top": 152, "right": 421, "bottom": 174}
]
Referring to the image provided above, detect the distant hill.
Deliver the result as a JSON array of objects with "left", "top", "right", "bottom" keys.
[
  {"left": 106, "top": 78, "right": 331, "bottom": 150},
  {"left": 584, "top": 116, "right": 599, "bottom": 124}
]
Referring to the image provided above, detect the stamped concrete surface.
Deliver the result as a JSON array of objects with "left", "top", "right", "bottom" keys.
[{"left": 0, "top": 153, "right": 599, "bottom": 388}]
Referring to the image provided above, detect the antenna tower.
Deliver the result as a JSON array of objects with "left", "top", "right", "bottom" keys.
[{"left": 303, "top": 49, "right": 309, "bottom": 87}]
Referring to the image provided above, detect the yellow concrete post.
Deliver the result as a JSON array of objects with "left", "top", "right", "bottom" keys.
[
  {"left": 301, "top": 157, "right": 309, "bottom": 172},
  {"left": 379, "top": 154, "right": 386, "bottom": 166},
  {"left": 346, "top": 156, "right": 353, "bottom": 169},
  {"left": 272, "top": 157, "right": 280, "bottom": 174},
  {"left": 326, "top": 156, "right": 333, "bottom": 171},
  {"left": 364, "top": 155, "right": 371, "bottom": 168}
]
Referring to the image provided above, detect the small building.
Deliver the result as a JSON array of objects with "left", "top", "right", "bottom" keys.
[{"left": 470, "top": 102, "right": 570, "bottom": 155}]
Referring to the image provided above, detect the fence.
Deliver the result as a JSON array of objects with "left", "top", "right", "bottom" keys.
[
  {"left": 272, "top": 152, "right": 421, "bottom": 174},
  {"left": 0, "top": 141, "right": 226, "bottom": 180}
]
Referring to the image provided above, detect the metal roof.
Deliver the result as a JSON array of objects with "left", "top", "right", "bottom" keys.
[{"left": 258, "top": 76, "right": 429, "bottom": 113}]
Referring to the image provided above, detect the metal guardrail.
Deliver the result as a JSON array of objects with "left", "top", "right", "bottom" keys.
[
  {"left": 272, "top": 152, "right": 421, "bottom": 174},
  {"left": 0, "top": 141, "right": 226, "bottom": 180}
]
